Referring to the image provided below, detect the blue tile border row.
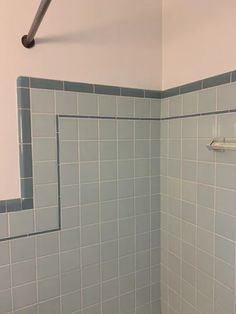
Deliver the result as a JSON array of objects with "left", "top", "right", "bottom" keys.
[
  {"left": 17, "top": 70, "right": 236, "bottom": 99},
  {"left": 17, "top": 77, "right": 161, "bottom": 99},
  {"left": 17, "top": 76, "right": 160, "bottom": 98},
  {"left": 162, "top": 72, "right": 236, "bottom": 98}
]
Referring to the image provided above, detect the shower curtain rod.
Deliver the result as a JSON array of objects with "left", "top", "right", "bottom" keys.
[{"left": 21, "top": 0, "right": 52, "bottom": 48}]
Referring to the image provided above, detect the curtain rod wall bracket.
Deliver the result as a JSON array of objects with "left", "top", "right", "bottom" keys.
[
  {"left": 21, "top": 35, "right": 35, "bottom": 49},
  {"left": 21, "top": 0, "right": 52, "bottom": 49}
]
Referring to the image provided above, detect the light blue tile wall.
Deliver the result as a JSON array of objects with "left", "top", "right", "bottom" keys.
[
  {"left": 160, "top": 81, "right": 236, "bottom": 314},
  {"left": 1, "top": 73, "right": 235, "bottom": 313},
  {"left": 0, "top": 82, "right": 161, "bottom": 314}
]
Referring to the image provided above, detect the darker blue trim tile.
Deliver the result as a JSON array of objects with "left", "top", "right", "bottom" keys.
[
  {"left": 0, "top": 78, "right": 62, "bottom": 240},
  {"left": 64, "top": 81, "right": 93, "bottom": 93},
  {"left": 30, "top": 228, "right": 60, "bottom": 237},
  {"left": 203, "top": 72, "right": 231, "bottom": 89},
  {"left": 232, "top": 71, "right": 236, "bottom": 82},
  {"left": 0, "top": 228, "right": 61, "bottom": 242},
  {"left": 17, "top": 71, "right": 236, "bottom": 99},
  {"left": 20, "top": 144, "right": 33, "bottom": 178},
  {"left": 6, "top": 199, "right": 22, "bottom": 212},
  {"left": 161, "top": 87, "right": 180, "bottom": 98},
  {"left": 59, "top": 114, "right": 117, "bottom": 120},
  {"left": 22, "top": 198, "right": 33, "bottom": 210},
  {"left": 21, "top": 178, "right": 33, "bottom": 199},
  {"left": 18, "top": 109, "right": 31, "bottom": 144},
  {"left": 0, "top": 201, "right": 6, "bottom": 213},
  {"left": 17, "top": 77, "right": 29, "bottom": 88},
  {"left": 17, "top": 88, "right": 30, "bottom": 109},
  {"left": 180, "top": 80, "right": 202, "bottom": 94},
  {"left": 95, "top": 85, "right": 120, "bottom": 96},
  {"left": 59, "top": 114, "right": 157, "bottom": 121},
  {"left": 145, "top": 90, "right": 162, "bottom": 99},
  {"left": 121, "top": 87, "right": 144, "bottom": 98},
  {"left": 30, "top": 77, "right": 63, "bottom": 90}
]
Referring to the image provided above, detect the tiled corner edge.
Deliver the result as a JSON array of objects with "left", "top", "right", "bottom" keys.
[
  {"left": 0, "top": 86, "right": 61, "bottom": 241},
  {"left": 18, "top": 87, "right": 34, "bottom": 211},
  {"left": 0, "top": 88, "right": 33, "bottom": 214},
  {"left": 161, "top": 71, "right": 235, "bottom": 98}
]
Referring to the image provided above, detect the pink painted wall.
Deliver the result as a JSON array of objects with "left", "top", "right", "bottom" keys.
[
  {"left": 0, "top": 0, "right": 162, "bottom": 199},
  {"left": 2, "top": 0, "right": 236, "bottom": 199},
  {"left": 162, "top": 0, "right": 236, "bottom": 89}
]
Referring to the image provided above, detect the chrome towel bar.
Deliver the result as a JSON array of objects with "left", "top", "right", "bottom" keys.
[{"left": 207, "top": 138, "right": 236, "bottom": 152}]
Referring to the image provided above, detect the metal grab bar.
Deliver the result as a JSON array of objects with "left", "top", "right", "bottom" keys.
[
  {"left": 21, "top": 0, "right": 52, "bottom": 48},
  {"left": 207, "top": 138, "right": 236, "bottom": 151}
]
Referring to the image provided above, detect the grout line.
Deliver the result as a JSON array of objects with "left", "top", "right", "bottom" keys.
[
  {"left": 56, "top": 116, "right": 62, "bottom": 230},
  {"left": 212, "top": 89, "right": 218, "bottom": 314},
  {"left": 97, "top": 96, "right": 103, "bottom": 314},
  {"left": 77, "top": 117, "right": 83, "bottom": 313},
  {"left": 35, "top": 232, "right": 39, "bottom": 314},
  {"left": 9, "top": 236, "right": 14, "bottom": 314},
  {"left": 115, "top": 97, "right": 121, "bottom": 314},
  {"left": 149, "top": 103, "right": 153, "bottom": 310},
  {"left": 133, "top": 102, "right": 137, "bottom": 314},
  {"left": 194, "top": 100, "right": 199, "bottom": 311}
]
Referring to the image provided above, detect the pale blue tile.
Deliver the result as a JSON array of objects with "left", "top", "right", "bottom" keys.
[
  {"left": 217, "top": 83, "right": 236, "bottom": 110},
  {"left": 198, "top": 88, "right": 216, "bottom": 113},
  {"left": 197, "top": 184, "right": 214, "bottom": 209},
  {"left": 215, "top": 212, "right": 236, "bottom": 241},
  {"left": 168, "top": 95, "right": 182, "bottom": 117},
  {"left": 215, "top": 235, "right": 235, "bottom": 265},
  {"left": 99, "top": 95, "right": 117, "bottom": 116},
  {"left": 55, "top": 91, "right": 77, "bottom": 114},
  {"left": 183, "top": 92, "right": 198, "bottom": 115}
]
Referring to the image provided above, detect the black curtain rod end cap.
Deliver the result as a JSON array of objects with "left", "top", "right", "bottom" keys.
[{"left": 21, "top": 35, "right": 35, "bottom": 48}]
